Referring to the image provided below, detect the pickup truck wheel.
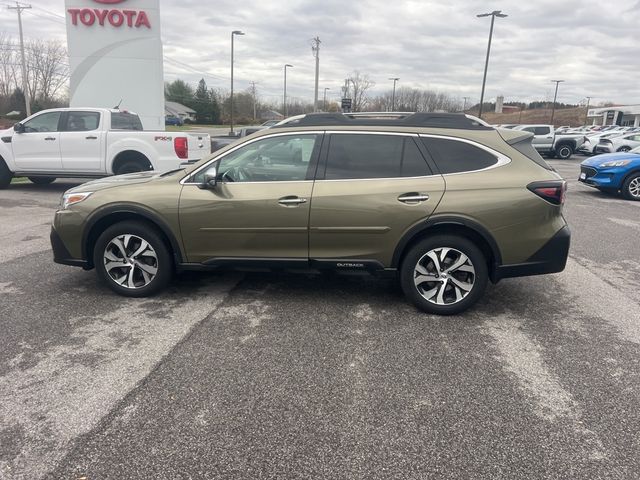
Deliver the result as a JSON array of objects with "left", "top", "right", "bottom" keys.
[
  {"left": 555, "top": 144, "right": 573, "bottom": 160},
  {"left": 0, "top": 159, "right": 12, "bottom": 189},
  {"left": 28, "top": 176, "right": 56, "bottom": 185},
  {"left": 93, "top": 221, "right": 173, "bottom": 297},
  {"left": 622, "top": 173, "right": 640, "bottom": 201},
  {"left": 114, "top": 161, "right": 146, "bottom": 175},
  {"left": 617, "top": 146, "right": 631, "bottom": 153},
  {"left": 400, "top": 235, "right": 488, "bottom": 315}
]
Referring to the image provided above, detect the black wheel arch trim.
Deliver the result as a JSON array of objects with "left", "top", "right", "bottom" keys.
[
  {"left": 391, "top": 215, "right": 503, "bottom": 269},
  {"left": 82, "top": 203, "right": 185, "bottom": 266}
]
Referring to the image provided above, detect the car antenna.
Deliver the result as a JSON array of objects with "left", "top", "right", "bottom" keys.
[{"left": 113, "top": 99, "right": 123, "bottom": 110}]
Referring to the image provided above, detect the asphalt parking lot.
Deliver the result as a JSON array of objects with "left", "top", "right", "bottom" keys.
[{"left": 1, "top": 157, "right": 639, "bottom": 479}]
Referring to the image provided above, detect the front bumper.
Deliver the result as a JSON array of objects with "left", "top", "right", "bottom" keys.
[
  {"left": 493, "top": 225, "right": 570, "bottom": 281},
  {"left": 578, "top": 165, "right": 625, "bottom": 189},
  {"left": 51, "top": 226, "right": 89, "bottom": 269}
]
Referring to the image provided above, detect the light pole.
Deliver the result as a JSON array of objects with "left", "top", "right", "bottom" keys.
[
  {"left": 550, "top": 79, "right": 565, "bottom": 125},
  {"left": 283, "top": 64, "right": 293, "bottom": 117},
  {"left": 388, "top": 77, "right": 399, "bottom": 112},
  {"left": 463, "top": 96, "right": 470, "bottom": 112},
  {"left": 323, "top": 87, "right": 330, "bottom": 111},
  {"left": 477, "top": 10, "right": 507, "bottom": 119},
  {"left": 584, "top": 96, "right": 591, "bottom": 126},
  {"left": 230, "top": 30, "right": 245, "bottom": 135}
]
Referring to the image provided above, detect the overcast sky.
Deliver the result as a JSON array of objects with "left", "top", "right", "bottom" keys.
[{"left": 2, "top": 0, "right": 639, "bottom": 106}]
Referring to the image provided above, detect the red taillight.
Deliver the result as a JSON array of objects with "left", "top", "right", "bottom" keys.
[
  {"left": 174, "top": 137, "right": 188, "bottom": 159},
  {"left": 528, "top": 181, "right": 566, "bottom": 205}
]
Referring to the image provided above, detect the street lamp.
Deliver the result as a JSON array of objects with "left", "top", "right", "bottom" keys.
[
  {"left": 477, "top": 10, "right": 507, "bottom": 119},
  {"left": 230, "top": 30, "right": 245, "bottom": 135},
  {"left": 323, "top": 87, "right": 330, "bottom": 111},
  {"left": 283, "top": 64, "right": 293, "bottom": 117},
  {"left": 389, "top": 77, "right": 399, "bottom": 112},
  {"left": 550, "top": 79, "right": 565, "bottom": 126}
]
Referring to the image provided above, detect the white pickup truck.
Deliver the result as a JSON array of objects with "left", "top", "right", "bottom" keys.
[
  {"left": 512, "top": 124, "right": 586, "bottom": 160},
  {"left": 0, "top": 108, "right": 211, "bottom": 188}
]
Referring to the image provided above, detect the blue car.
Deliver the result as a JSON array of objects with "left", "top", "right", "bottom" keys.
[
  {"left": 579, "top": 147, "right": 640, "bottom": 200},
  {"left": 165, "top": 115, "right": 184, "bottom": 126}
]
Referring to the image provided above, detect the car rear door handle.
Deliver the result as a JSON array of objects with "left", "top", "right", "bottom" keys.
[
  {"left": 44, "top": 137, "right": 56, "bottom": 141},
  {"left": 278, "top": 196, "right": 307, "bottom": 206},
  {"left": 86, "top": 135, "right": 98, "bottom": 140},
  {"left": 398, "top": 193, "right": 429, "bottom": 203}
]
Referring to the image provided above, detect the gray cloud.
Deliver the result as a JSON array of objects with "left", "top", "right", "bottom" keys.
[{"left": 1, "top": 0, "right": 638, "bottom": 106}]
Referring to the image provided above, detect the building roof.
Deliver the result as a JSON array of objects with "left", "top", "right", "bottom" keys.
[
  {"left": 165, "top": 101, "right": 196, "bottom": 116},
  {"left": 588, "top": 104, "right": 640, "bottom": 117}
]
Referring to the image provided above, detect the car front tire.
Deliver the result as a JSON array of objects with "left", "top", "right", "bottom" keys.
[
  {"left": 93, "top": 221, "right": 173, "bottom": 297},
  {"left": 622, "top": 173, "right": 640, "bottom": 201},
  {"left": 400, "top": 235, "right": 488, "bottom": 315}
]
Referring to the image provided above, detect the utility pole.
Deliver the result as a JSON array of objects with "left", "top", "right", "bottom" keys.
[
  {"left": 550, "top": 79, "right": 564, "bottom": 126},
  {"left": 463, "top": 96, "right": 470, "bottom": 112},
  {"left": 477, "top": 10, "right": 508, "bottom": 119},
  {"left": 311, "top": 36, "right": 321, "bottom": 112},
  {"left": 283, "top": 64, "right": 293, "bottom": 117},
  {"left": 584, "top": 96, "right": 591, "bottom": 126},
  {"left": 389, "top": 77, "right": 399, "bottom": 111},
  {"left": 249, "top": 81, "right": 258, "bottom": 121},
  {"left": 230, "top": 30, "right": 245, "bottom": 135},
  {"left": 323, "top": 87, "right": 330, "bottom": 111},
  {"left": 8, "top": 1, "right": 32, "bottom": 117}
]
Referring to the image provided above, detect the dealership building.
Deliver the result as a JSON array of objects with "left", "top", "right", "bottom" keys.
[{"left": 587, "top": 105, "right": 640, "bottom": 127}]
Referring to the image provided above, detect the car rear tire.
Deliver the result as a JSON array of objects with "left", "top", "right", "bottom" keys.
[
  {"left": 617, "top": 146, "right": 631, "bottom": 153},
  {"left": 622, "top": 173, "right": 640, "bottom": 201},
  {"left": 400, "top": 235, "right": 488, "bottom": 315},
  {"left": 114, "top": 161, "right": 147, "bottom": 175},
  {"left": 0, "top": 159, "right": 12, "bottom": 189},
  {"left": 555, "top": 144, "right": 573, "bottom": 160},
  {"left": 28, "top": 176, "right": 56, "bottom": 185},
  {"left": 93, "top": 221, "right": 173, "bottom": 297}
]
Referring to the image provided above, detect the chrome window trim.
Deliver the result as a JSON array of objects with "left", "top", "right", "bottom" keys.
[
  {"left": 418, "top": 133, "right": 511, "bottom": 175},
  {"left": 180, "top": 131, "right": 324, "bottom": 185}
]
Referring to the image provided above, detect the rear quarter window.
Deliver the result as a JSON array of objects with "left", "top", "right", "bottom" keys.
[
  {"left": 420, "top": 137, "right": 498, "bottom": 174},
  {"left": 111, "top": 112, "right": 143, "bottom": 131}
]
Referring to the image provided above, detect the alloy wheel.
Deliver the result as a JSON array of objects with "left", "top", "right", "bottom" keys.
[
  {"left": 629, "top": 177, "right": 640, "bottom": 198},
  {"left": 414, "top": 247, "right": 476, "bottom": 305},
  {"left": 103, "top": 234, "right": 159, "bottom": 289}
]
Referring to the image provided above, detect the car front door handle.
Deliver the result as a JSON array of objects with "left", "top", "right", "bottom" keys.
[
  {"left": 86, "top": 135, "right": 98, "bottom": 140},
  {"left": 278, "top": 196, "right": 307, "bottom": 206},
  {"left": 44, "top": 137, "right": 56, "bottom": 141},
  {"left": 398, "top": 193, "right": 429, "bottom": 203}
]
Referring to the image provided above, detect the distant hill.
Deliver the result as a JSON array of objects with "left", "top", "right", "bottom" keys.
[{"left": 469, "top": 107, "right": 591, "bottom": 127}]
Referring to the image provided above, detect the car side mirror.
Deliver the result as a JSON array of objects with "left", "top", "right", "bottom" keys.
[
  {"left": 198, "top": 164, "right": 218, "bottom": 189},
  {"left": 13, "top": 123, "right": 24, "bottom": 133}
]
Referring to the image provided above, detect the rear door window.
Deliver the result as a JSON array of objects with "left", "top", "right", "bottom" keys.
[
  {"left": 420, "top": 137, "right": 499, "bottom": 174},
  {"left": 111, "top": 112, "right": 143, "bottom": 130},
  {"left": 323, "top": 134, "right": 431, "bottom": 179},
  {"left": 64, "top": 111, "right": 100, "bottom": 131}
]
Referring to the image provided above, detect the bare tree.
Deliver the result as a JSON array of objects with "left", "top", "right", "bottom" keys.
[
  {"left": 25, "top": 39, "right": 69, "bottom": 104},
  {"left": 0, "top": 33, "right": 19, "bottom": 98},
  {"left": 347, "top": 71, "right": 375, "bottom": 112}
]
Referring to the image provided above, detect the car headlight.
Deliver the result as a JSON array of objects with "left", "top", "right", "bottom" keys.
[
  {"left": 600, "top": 160, "right": 631, "bottom": 167},
  {"left": 60, "top": 192, "right": 93, "bottom": 210}
]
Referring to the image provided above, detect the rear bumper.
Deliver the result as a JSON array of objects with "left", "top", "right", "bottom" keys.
[
  {"left": 51, "top": 227, "right": 89, "bottom": 269},
  {"left": 493, "top": 225, "right": 570, "bottom": 282}
]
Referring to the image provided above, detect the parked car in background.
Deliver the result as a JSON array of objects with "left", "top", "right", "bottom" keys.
[
  {"left": 50, "top": 112, "right": 570, "bottom": 315},
  {"left": 579, "top": 146, "right": 640, "bottom": 200},
  {"left": 261, "top": 120, "right": 280, "bottom": 127},
  {"left": 165, "top": 115, "right": 184, "bottom": 126},
  {"left": 0, "top": 108, "right": 211, "bottom": 188},
  {"left": 595, "top": 133, "right": 640, "bottom": 154},
  {"left": 512, "top": 124, "right": 586, "bottom": 159},
  {"left": 577, "top": 131, "right": 625, "bottom": 155}
]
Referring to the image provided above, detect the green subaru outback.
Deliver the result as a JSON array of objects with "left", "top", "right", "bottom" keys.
[{"left": 51, "top": 113, "right": 570, "bottom": 315}]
